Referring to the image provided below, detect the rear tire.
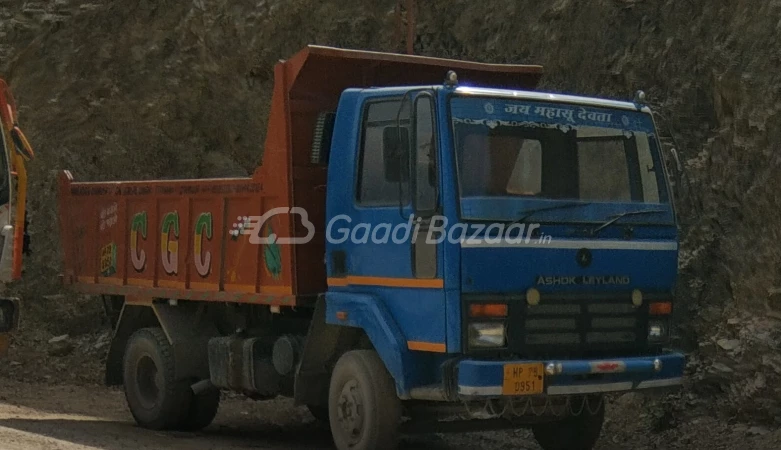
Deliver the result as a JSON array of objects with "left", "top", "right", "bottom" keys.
[
  {"left": 328, "top": 350, "right": 401, "bottom": 450},
  {"left": 532, "top": 395, "right": 605, "bottom": 450},
  {"left": 122, "top": 328, "right": 191, "bottom": 430}
]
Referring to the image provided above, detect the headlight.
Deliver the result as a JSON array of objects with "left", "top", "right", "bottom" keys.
[
  {"left": 648, "top": 319, "right": 668, "bottom": 342},
  {"left": 468, "top": 322, "right": 506, "bottom": 348}
]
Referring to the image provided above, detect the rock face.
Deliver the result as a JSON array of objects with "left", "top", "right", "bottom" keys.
[
  {"left": 1, "top": 0, "right": 781, "bottom": 422},
  {"left": 0, "top": 1, "right": 76, "bottom": 64}
]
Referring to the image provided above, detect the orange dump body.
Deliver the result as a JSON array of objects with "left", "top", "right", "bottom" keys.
[{"left": 57, "top": 46, "right": 543, "bottom": 306}]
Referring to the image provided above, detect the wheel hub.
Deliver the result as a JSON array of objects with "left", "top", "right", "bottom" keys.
[
  {"left": 336, "top": 379, "right": 364, "bottom": 444},
  {"left": 135, "top": 354, "right": 161, "bottom": 409}
]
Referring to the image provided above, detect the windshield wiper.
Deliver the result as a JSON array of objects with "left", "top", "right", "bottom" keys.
[
  {"left": 590, "top": 209, "right": 667, "bottom": 236},
  {"left": 511, "top": 202, "right": 594, "bottom": 224}
]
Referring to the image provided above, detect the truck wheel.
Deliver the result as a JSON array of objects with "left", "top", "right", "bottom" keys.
[
  {"left": 123, "top": 328, "right": 191, "bottom": 430},
  {"left": 328, "top": 350, "right": 401, "bottom": 450},
  {"left": 178, "top": 386, "right": 220, "bottom": 431},
  {"left": 531, "top": 396, "right": 605, "bottom": 450}
]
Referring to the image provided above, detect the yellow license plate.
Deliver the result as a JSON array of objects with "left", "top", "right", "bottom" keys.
[{"left": 502, "top": 363, "right": 544, "bottom": 395}]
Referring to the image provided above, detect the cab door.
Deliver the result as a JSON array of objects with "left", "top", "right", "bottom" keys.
[{"left": 326, "top": 91, "right": 447, "bottom": 353}]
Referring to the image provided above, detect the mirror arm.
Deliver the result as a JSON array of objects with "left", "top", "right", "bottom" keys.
[
  {"left": 410, "top": 100, "right": 418, "bottom": 216},
  {"left": 395, "top": 90, "right": 415, "bottom": 221},
  {"left": 411, "top": 91, "right": 437, "bottom": 217}
]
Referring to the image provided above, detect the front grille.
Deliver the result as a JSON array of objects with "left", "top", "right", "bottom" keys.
[{"left": 508, "top": 296, "right": 650, "bottom": 358}]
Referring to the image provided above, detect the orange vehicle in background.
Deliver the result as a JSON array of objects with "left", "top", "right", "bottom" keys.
[{"left": 0, "top": 78, "right": 34, "bottom": 355}]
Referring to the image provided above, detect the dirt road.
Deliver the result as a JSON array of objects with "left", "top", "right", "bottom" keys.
[
  {"left": 0, "top": 379, "right": 779, "bottom": 450},
  {"left": 0, "top": 380, "right": 544, "bottom": 450}
]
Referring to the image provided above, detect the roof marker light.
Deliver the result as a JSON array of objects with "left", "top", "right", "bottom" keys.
[
  {"left": 634, "top": 90, "right": 647, "bottom": 105},
  {"left": 444, "top": 70, "right": 458, "bottom": 87}
]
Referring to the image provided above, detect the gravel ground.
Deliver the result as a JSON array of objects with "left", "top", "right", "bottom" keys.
[{"left": 1, "top": 379, "right": 780, "bottom": 450}]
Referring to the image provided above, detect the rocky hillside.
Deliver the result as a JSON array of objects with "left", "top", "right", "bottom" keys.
[{"left": 2, "top": 0, "right": 781, "bottom": 422}]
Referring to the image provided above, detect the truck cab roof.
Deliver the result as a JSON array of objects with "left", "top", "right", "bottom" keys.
[
  {"left": 453, "top": 86, "right": 651, "bottom": 113},
  {"left": 355, "top": 85, "right": 650, "bottom": 114}
]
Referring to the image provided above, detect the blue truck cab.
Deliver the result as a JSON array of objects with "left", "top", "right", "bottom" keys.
[{"left": 321, "top": 73, "right": 684, "bottom": 449}]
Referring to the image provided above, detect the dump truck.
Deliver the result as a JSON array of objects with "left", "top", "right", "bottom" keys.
[
  {"left": 0, "top": 79, "right": 34, "bottom": 356},
  {"left": 56, "top": 46, "right": 684, "bottom": 450}
]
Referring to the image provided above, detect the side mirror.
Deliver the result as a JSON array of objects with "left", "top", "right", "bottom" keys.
[
  {"left": 0, "top": 297, "right": 19, "bottom": 333},
  {"left": 666, "top": 146, "right": 702, "bottom": 218},
  {"left": 382, "top": 126, "right": 410, "bottom": 182},
  {"left": 666, "top": 146, "right": 683, "bottom": 197},
  {"left": 670, "top": 147, "right": 683, "bottom": 173}
]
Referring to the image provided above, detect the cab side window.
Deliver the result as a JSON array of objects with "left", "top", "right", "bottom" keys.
[{"left": 356, "top": 100, "right": 410, "bottom": 206}]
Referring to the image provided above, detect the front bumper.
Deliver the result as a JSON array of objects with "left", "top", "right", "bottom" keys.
[{"left": 457, "top": 352, "right": 684, "bottom": 397}]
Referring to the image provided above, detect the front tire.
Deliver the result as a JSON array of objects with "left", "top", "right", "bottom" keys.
[
  {"left": 532, "top": 395, "right": 605, "bottom": 450},
  {"left": 123, "top": 328, "right": 192, "bottom": 430},
  {"left": 328, "top": 350, "right": 401, "bottom": 450}
]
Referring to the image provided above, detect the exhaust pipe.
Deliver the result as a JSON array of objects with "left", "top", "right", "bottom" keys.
[{"left": 191, "top": 379, "right": 216, "bottom": 395}]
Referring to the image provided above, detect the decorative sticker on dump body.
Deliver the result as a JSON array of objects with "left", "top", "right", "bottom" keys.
[
  {"left": 130, "top": 211, "right": 148, "bottom": 272},
  {"left": 160, "top": 211, "right": 179, "bottom": 275},
  {"left": 100, "top": 242, "right": 117, "bottom": 277},
  {"left": 194, "top": 212, "right": 213, "bottom": 277}
]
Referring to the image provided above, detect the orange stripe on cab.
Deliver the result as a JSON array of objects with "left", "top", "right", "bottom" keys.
[
  {"left": 327, "top": 276, "right": 443, "bottom": 289},
  {"left": 407, "top": 341, "right": 447, "bottom": 353}
]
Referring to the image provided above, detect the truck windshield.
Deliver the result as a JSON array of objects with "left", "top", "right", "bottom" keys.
[{"left": 450, "top": 96, "right": 670, "bottom": 222}]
